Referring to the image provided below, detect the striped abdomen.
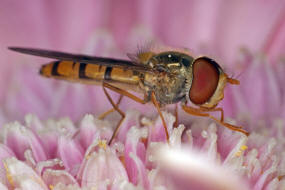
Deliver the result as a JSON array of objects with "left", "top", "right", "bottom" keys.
[{"left": 40, "top": 61, "right": 141, "bottom": 86}]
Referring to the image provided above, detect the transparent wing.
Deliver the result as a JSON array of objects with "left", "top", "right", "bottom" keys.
[{"left": 9, "top": 47, "right": 153, "bottom": 73}]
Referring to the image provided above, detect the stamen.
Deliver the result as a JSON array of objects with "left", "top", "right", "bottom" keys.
[
  {"left": 3, "top": 161, "right": 14, "bottom": 187},
  {"left": 235, "top": 145, "right": 248, "bottom": 157},
  {"left": 98, "top": 140, "right": 107, "bottom": 150}
]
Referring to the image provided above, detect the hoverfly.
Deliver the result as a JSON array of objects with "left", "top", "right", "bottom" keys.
[{"left": 9, "top": 46, "right": 249, "bottom": 144}]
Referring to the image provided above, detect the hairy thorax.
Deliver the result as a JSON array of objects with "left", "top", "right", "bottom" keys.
[{"left": 142, "top": 68, "right": 188, "bottom": 105}]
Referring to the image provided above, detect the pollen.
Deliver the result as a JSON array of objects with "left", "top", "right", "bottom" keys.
[
  {"left": 235, "top": 145, "right": 248, "bottom": 157},
  {"left": 3, "top": 161, "right": 14, "bottom": 187},
  {"left": 98, "top": 140, "right": 107, "bottom": 150},
  {"left": 241, "top": 145, "right": 248, "bottom": 151}
]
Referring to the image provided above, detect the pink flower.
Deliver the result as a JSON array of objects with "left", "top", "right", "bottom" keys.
[
  {"left": 0, "top": 1, "right": 285, "bottom": 189},
  {"left": 1, "top": 111, "right": 284, "bottom": 189}
]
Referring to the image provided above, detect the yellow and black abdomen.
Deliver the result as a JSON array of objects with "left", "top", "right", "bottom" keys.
[{"left": 40, "top": 61, "right": 141, "bottom": 86}]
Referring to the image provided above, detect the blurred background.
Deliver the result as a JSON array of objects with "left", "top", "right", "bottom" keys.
[{"left": 0, "top": 0, "right": 284, "bottom": 126}]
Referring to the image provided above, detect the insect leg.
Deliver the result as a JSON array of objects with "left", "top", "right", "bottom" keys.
[
  {"left": 151, "top": 92, "right": 170, "bottom": 141},
  {"left": 199, "top": 107, "right": 224, "bottom": 122},
  {"left": 102, "top": 86, "right": 125, "bottom": 145},
  {"left": 198, "top": 107, "right": 244, "bottom": 129},
  {"left": 181, "top": 104, "right": 249, "bottom": 136},
  {"left": 102, "top": 82, "right": 147, "bottom": 145},
  {"left": 103, "top": 82, "right": 147, "bottom": 104},
  {"left": 98, "top": 95, "right": 123, "bottom": 119},
  {"left": 173, "top": 104, "right": 179, "bottom": 128}
]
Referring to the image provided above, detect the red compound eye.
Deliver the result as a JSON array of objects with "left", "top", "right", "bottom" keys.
[{"left": 189, "top": 57, "right": 220, "bottom": 105}]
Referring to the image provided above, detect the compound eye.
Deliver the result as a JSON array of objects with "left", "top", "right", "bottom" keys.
[{"left": 189, "top": 57, "right": 219, "bottom": 104}]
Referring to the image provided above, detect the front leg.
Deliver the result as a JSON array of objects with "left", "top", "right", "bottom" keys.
[
  {"left": 181, "top": 104, "right": 249, "bottom": 136},
  {"left": 199, "top": 107, "right": 224, "bottom": 122}
]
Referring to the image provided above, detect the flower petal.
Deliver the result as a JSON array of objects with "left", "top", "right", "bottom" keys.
[
  {"left": 77, "top": 114, "right": 112, "bottom": 149},
  {"left": 0, "top": 144, "right": 15, "bottom": 188},
  {"left": 0, "top": 182, "right": 8, "bottom": 190},
  {"left": 57, "top": 136, "right": 84, "bottom": 175},
  {"left": 124, "top": 126, "right": 148, "bottom": 188},
  {"left": 148, "top": 112, "right": 175, "bottom": 142},
  {"left": 80, "top": 147, "right": 128, "bottom": 188},
  {"left": 153, "top": 147, "right": 250, "bottom": 190},
  {"left": 116, "top": 110, "right": 141, "bottom": 143},
  {"left": 42, "top": 169, "right": 79, "bottom": 188},
  {"left": 3, "top": 157, "right": 48, "bottom": 190},
  {"left": 3, "top": 122, "right": 47, "bottom": 161}
]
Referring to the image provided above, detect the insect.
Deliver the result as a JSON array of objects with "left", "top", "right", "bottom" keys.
[{"left": 9, "top": 46, "right": 249, "bottom": 144}]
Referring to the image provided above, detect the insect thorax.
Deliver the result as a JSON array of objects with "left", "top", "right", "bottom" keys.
[{"left": 142, "top": 51, "right": 194, "bottom": 105}]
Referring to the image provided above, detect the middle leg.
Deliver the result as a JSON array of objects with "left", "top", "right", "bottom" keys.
[
  {"left": 102, "top": 82, "right": 147, "bottom": 144},
  {"left": 151, "top": 92, "right": 170, "bottom": 141}
]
